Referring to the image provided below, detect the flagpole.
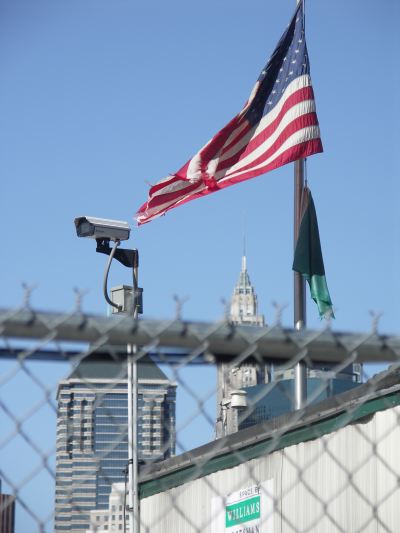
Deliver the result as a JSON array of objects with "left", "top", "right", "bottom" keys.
[
  {"left": 293, "top": 0, "right": 307, "bottom": 411},
  {"left": 294, "top": 159, "right": 306, "bottom": 331},
  {"left": 294, "top": 158, "right": 307, "bottom": 409}
]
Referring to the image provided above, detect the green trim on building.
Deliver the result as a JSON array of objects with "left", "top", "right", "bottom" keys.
[{"left": 139, "top": 391, "right": 400, "bottom": 499}]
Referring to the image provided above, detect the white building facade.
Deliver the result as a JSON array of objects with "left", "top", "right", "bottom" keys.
[
  {"left": 140, "top": 370, "right": 400, "bottom": 532},
  {"left": 85, "top": 483, "right": 129, "bottom": 532}
]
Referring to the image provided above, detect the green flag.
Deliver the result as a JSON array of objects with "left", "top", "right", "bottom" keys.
[{"left": 293, "top": 187, "right": 334, "bottom": 319}]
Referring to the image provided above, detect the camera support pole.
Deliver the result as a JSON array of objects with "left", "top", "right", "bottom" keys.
[
  {"left": 127, "top": 250, "right": 139, "bottom": 533},
  {"left": 97, "top": 239, "right": 141, "bottom": 533}
]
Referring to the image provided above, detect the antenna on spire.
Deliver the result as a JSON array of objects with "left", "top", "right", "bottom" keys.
[
  {"left": 242, "top": 212, "right": 247, "bottom": 271},
  {"left": 242, "top": 212, "right": 247, "bottom": 256}
]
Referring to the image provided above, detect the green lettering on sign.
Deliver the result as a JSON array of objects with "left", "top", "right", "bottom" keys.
[{"left": 225, "top": 496, "right": 260, "bottom": 527}]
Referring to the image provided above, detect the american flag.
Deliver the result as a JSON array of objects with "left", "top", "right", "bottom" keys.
[{"left": 136, "top": 1, "right": 322, "bottom": 225}]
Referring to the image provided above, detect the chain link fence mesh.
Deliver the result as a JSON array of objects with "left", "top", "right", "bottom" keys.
[{"left": 0, "top": 298, "right": 399, "bottom": 532}]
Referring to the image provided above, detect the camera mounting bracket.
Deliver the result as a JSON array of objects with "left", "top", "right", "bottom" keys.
[{"left": 95, "top": 239, "right": 138, "bottom": 269}]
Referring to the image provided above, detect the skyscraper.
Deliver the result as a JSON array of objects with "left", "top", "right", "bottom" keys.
[
  {"left": 55, "top": 352, "right": 176, "bottom": 532},
  {"left": 228, "top": 253, "right": 268, "bottom": 388},
  {"left": 216, "top": 254, "right": 268, "bottom": 437},
  {"left": 216, "top": 254, "right": 362, "bottom": 438}
]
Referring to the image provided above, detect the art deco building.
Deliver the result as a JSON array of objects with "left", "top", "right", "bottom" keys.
[
  {"left": 216, "top": 254, "right": 362, "bottom": 438},
  {"left": 55, "top": 352, "right": 176, "bottom": 532},
  {"left": 216, "top": 254, "right": 268, "bottom": 437}
]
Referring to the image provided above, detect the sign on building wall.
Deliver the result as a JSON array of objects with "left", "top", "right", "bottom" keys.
[{"left": 211, "top": 481, "right": 274, "bottom": 532}]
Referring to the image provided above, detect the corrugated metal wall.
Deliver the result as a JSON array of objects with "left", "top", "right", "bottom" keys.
[{"left": 140, "top": 405, "right": 400, "bottom": 532}]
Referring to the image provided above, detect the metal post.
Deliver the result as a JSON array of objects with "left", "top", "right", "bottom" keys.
[
  {"left": 127, "top": 345, "right": 135, "bottom": 532},
  {"left": 294, "top": 158, "right": 307, "bottom": 410},
  {"left": 127, "top": 251, "right": 139, "bottom": 532}
]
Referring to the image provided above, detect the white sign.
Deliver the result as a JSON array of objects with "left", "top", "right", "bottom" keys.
[{"left": 211, "top": 481, "right": 274, "bottom": 532}]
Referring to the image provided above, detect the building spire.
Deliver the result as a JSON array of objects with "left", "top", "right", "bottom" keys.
[{"left": 230, "top": 251, "right": 265, "bottom": 327}]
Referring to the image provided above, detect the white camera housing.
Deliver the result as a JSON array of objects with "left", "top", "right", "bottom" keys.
[{"left": 74, "top": 216, "right": 131, "bottom": 242}]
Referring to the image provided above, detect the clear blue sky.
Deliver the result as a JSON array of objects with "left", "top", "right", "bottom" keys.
[{"left": 0, "top": 0, "right": 399, "bottom": 530}]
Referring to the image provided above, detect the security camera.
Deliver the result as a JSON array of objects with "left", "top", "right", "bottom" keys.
[{"left": 74, "top": 216, "right": 131, "bottom": 242}]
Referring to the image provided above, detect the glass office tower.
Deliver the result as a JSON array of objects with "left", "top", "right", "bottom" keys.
[{"left": 55, "top": 352, "right": 176, "bottom": 532}]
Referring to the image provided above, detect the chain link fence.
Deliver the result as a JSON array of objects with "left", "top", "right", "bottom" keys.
[{"left": 1, "top": 297, "right": 399, "bottom": 532}]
